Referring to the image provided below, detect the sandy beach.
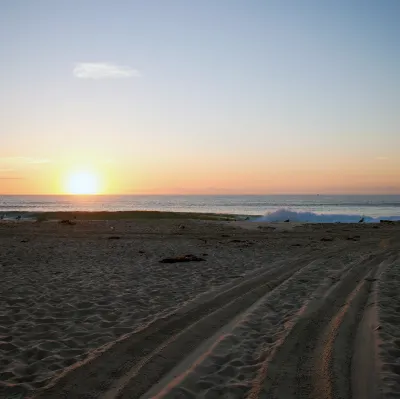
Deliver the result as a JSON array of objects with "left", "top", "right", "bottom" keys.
[{"left": 0, "top": 216, "right": 399, "bottom": 398}]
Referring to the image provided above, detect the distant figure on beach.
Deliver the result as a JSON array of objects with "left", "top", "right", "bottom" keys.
[
  {"left": 0, "top": 214, "right": 4, "bottom": 220},
  {"left": 359, "top": 217, "right": 364, "bottom": 223},
  {"left": 16, "top": 215, "right": 21, "bottom": 221}
]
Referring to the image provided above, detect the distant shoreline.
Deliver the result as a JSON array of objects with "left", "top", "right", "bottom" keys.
[
  {"left": 3, "top": 210, "right": 247, "bottom": 222},
  {"left": 1, "top": 209, "right": 399, "bottom": 223},
  {"left": 1, "top": 194, "right": 400, "bottom": 222}
]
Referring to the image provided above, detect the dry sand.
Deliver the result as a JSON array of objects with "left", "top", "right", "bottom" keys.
[{"left": 0, "top": 218, "right": 399, "bottom": 398}]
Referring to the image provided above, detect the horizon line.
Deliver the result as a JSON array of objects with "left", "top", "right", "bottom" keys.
[{"left": 1, "top": 193, "right": 400, "bottom": 197}]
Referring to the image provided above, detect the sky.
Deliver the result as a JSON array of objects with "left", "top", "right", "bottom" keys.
[{"left": 1, "top": 0, "right": 399, "bottom": 195}]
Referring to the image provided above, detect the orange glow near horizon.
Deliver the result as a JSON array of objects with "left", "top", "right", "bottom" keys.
[{"left": 0, "top": 155, "right": 399, "bottom": 195}]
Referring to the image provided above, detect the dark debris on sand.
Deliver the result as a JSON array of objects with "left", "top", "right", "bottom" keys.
[
  {"left": 346, "top": 235, "right": 360, "bottom": 241},
  {"left": 380, "top": 220, "right": 397, "bottom": 225},
  {"left": 320, "top": 237, "right": 334, "bottom": 242},
  {"left": 159, "top": 254, "right": 206, "bottom": 263},
  {"left": 59, "top": 219, "right": 76, "bottom": 225}
]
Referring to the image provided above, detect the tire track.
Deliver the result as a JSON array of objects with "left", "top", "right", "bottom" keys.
[
  {"left": 350, "top": 256, "right": 391, "bottom": 399},
  {"left": 249, "top": 251, "right": 389, "bottom": 399},
  {"left": 33, "top": 250, "right": 320, "bottom": 399},
  {"left": 312, "top": 270, "right": 374, "bottom": 399},
  {"left": 140, "top": 244, "right": 375, "bottom": 399}
]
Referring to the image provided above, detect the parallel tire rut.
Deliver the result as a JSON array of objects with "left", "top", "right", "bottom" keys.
[
  {"left": 254, "top": 251, "right": 388, "bottom": 399},
  {"left": 34, "top": 252, "right": 318, "bottom": 399}
]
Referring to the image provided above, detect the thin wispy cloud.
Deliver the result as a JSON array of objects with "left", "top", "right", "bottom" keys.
[
  {"left": 0, "top": 177, "right": 23, "bottom": 180},
  {"left": 73, "top": 63, "right": 141, "bottom": 79},
  {"left": 376, "top": 156, "right": 389, "bottom": 161},
  {"left": 29, "top": 158, "right": 51, "bottom": 164},
  {"left": 0, "top": 157, "right": 51, "bottom": 165}
]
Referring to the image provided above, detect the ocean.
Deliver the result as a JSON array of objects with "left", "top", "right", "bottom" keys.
[{"left": 1, "top": 195, "right": 400, "bottom": 223}]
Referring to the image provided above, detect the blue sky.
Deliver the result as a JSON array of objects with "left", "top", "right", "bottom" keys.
[{"left": 1, "top": 0, "right": 399, "bottom": 194}]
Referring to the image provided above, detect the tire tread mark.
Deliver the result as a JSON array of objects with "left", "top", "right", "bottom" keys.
[
  {"left": 34, "top": 254, "right": 316, "bottom": 399},
  {"left": 249, "top": 251, "right": 387, "bottom": 399}
]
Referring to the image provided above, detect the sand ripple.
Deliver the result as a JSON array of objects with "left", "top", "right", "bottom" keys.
[{"left": 0, "top": 220, "right": 283, "bottom": 392}]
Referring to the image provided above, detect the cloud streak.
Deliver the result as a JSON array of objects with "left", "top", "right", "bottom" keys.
[
  {"left": 73, "top": 63, "right": 141, "bottom": 79},
  {"left": 0, "top": 157, "right": 51, "bottom": 165}
]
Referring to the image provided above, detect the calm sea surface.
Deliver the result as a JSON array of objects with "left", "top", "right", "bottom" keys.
[{"left": 1, "top": 195, "right": 400, "bottom": 221}]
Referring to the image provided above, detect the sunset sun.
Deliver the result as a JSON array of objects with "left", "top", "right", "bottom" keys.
[{"left": 66, "top": 171, "right": 100, "bottom": 195}]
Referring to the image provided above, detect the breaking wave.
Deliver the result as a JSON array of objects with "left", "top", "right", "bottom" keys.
[{"left": 256, "top": 208, "right": 400, "bottom": 223}]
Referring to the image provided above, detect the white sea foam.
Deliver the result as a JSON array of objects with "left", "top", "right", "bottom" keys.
[{"left": 256, "top": 208, "right": 400, "bottom": 223}]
